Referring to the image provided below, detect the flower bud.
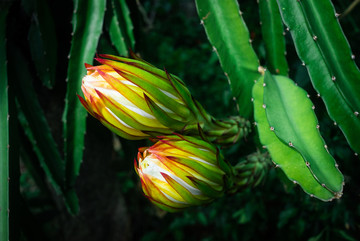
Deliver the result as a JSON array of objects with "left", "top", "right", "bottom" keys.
[
  {"left": 78, "top": 54, "right": 202, "bottom": 140},
  {"left": 135, "top": 134, "right": 233, "bottom": 212},
  {"left": 230, "top": 151, "right": 271, "bottom": 193},
  {"left": 78, "top": 54, "right": 250, "bottom": 144}
]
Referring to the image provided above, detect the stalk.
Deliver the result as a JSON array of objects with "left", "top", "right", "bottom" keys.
[{"left": 0, "top": 5, "right": 10, "bottom": 241}]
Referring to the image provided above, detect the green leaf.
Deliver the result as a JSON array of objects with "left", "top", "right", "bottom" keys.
[
  {"left": 27, "top": 0, "right": 57, "bottom": 88},
  {"left": 62, "top": 0, "right": 106, "bottom": 203},
  {"left": 195, "top": 0, "right": 260, "bottom": 118},
  {"left": 258, "top": 0, "right": 288, "bottom": 75},
  {"left": 334, "top": 229, "right": 358, "bottom": 241},
  {"left": 308, "top": 230, "right": 324, "bottom": 241},
  {"left": 277, "top": 0, "right": 360, "bottom": 154},
  {"left": 108, "top": 0, "right": 135, "bottom": 56},
  {"left": 252, "top": 74, "right": 342, "bottom": 201},
  {"left": 0, "top": 6, "right": 9, "bottom": 241},
  {"left": 263, "top": 72, "right": 344, "bottom": 197}
]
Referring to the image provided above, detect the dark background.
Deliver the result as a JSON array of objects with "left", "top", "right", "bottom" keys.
[{"left": 4, "top": 0, "right": 360, "bottom": 240}]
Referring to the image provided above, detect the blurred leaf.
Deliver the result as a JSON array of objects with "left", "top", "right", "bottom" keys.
[
  {"left": 334, "top": 229, "right": 357, "bottom": 241},
  {"left": 277, "top": 206, "right": 297, "bottom": 228},
  {"left": 197, "top": 212, "right": 208, "bottom": 226},
  {"left": 308, "top": 230, "right": 324, "bottom": 241},
  {"left": 27, "top": 0, "right": 57, "bottom": 88},
  {"left": 17, "top": 106, "right": 62, "bottom": 194},
  {"left": 232, "top": 204, "right": 253, "bottom": 224},
  {"left": 20, "top": 142, "right": 51, "bottom": 198},
  {"left": 9, "top": 45, "right": 79, "bottom": 215},
  {"left": 10, "top": 47, "right": 64, "bottom": 190}
]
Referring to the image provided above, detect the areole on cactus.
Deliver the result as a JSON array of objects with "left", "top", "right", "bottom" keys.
[
  {"left": 134, "top": 134, "right": 234, "bottom": 212},
  {"left": 78, "top": 54, "right": 250, "bottom": 145}
]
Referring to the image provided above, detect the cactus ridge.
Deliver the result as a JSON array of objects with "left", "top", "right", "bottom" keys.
[
  {"left": 277, "top": 0, "right": 360, "bottom": 154},
  {"left": 253, "top": 74, "right": 344, "bottom": 201},
  {"left": 195, "top": 0, "right": 260, "bottom": 118},
  {"left": 108, "top": 0, "right": 135, "bottom": 56},
  {"left": 263, "top": 72, "right": 343, "bottom": 195},
  {"left": 63, "top": 0, "right": 106, "bottom": 214},
  {"left": 299, "top": 0, "right": 360, "bottom": 112}
]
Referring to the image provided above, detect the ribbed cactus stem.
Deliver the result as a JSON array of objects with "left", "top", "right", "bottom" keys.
[{"left": 228, "top": 151, "right": 271, "bottom": 193}]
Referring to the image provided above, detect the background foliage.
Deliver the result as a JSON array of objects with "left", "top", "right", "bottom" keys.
[{"left": 1, "top": 0, "right": 360, "bottom": 240}]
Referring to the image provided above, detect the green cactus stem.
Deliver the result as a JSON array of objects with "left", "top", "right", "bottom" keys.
[
  {"left": 0, "top": 5, "right": 9, "bottom": 241},
  {"left": 62, "top": 0, "right": 106, "bottom": 213},
  {"left": 258, "top": 0, "right": 288, "bottom": 75},
  {"left": 277, "top": 0, "right": 360, "bottom": 154},
  {"left": 195, "top": 0, "right": 260, "bottom": 118},
  {"left": 108, "top": 0, "right": 135, "bottom": 56},
  {"left": 253, "top": 73, "right": 344, "bottom": 201}
]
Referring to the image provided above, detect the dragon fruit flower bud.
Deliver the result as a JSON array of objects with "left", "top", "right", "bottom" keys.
[
  {"left": 78, "top": 54, "right": 201, "bottom": 140},
  {"left": 78, "top": 54, "right": 250, "bottom": 145},
  {"left": 135, "top": 134, "right": 233, "bottom": 212}
]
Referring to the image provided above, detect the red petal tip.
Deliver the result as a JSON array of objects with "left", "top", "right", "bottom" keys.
[{"left": 84, "top": 63, "right": 93, "bottom": 68}]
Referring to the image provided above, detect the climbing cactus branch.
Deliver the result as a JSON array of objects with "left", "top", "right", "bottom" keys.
[
  {"left": 108, "top": 0, "right": 135, "bottom": 56},
  {"left": 62, "top": 0, "right": 106, "bottom": 214},
  {"left": 258, "top": 0, "right": 288, "bottom": 75},
  {"left": 253, "top": 73, "right": 344, "bottom": 201},
  {"left": 195, "top": 0, "right": 260, "bottom": 118},
  {"left": 277, "top": 0, "right": 360, "bottom": 154}
]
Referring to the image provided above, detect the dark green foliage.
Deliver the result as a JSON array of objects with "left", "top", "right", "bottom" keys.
[
  {"left": 2, "top": 0, "right": 360, "bottom": 240},
  {"left": 10, "top": 48, "right": 64, "bottom": 189},
  {"left": 25, "top": 0, "right": 58, "bottom": 88}
]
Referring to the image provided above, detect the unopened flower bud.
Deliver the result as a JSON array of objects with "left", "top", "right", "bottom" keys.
[
  {"left": 229, "top": 151, "right": 271, "bottom": 193},
  {"left": 135, "top": 135, "right": 233, "bottom": 212},
  {"left": 79, "top": 54, "right": 250, "bottom": 144}
]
